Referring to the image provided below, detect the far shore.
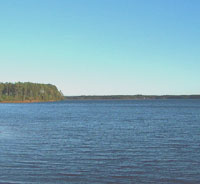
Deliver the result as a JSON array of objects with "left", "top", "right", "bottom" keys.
[
  {"left": 65, "top": 95, "right": 200, "bottom": 100},
  {"left": 1, "top": 94, "right": 200, "bottom": 103}
]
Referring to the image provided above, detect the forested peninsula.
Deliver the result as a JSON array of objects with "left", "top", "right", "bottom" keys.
[{"left": 0, "top": 82, "right": 64, "bottom": 103}]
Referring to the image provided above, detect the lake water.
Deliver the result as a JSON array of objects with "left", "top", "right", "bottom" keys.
[{"left": 0, "top": 100, "right": 200, "bottom": 184}]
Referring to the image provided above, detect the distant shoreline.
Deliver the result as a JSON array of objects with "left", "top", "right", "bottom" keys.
[
  {"left": 1, "top": 95, "right": 200, "bottom": 103},
  {"left": 65, "top": 95, "right": 200, "bottom": 100}
]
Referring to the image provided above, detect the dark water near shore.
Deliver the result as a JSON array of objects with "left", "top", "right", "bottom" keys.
[{"left": 0, "top": 100, "right": 200, "bottom": 184}]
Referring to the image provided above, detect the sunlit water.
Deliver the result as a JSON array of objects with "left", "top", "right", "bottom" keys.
[{"left": 0, "top": 100, "right": 200, "bottom": 184}]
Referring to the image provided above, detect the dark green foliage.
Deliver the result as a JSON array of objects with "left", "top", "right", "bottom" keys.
[{"left": 0, "top": 82, "right": 64, "bottom": 102}]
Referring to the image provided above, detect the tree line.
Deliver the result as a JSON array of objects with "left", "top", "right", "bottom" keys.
[
  {"left": 65, "top": 95, "right": 200, "bottom": 100},
  {"left": 0, "top": 82, "right": 64, "bottom": 102}
]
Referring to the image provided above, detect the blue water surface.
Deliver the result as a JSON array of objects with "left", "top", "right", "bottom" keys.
[{"left": 0, "top": 100, "right": 200, "bottom": 184}]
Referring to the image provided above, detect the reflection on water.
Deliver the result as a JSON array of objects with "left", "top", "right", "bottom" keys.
[
  {"left": 0, "top": 100, "right": 200, "bottom": 184},
  {"left": 0, "top": 126, "right": 14, "bottom": 139}
]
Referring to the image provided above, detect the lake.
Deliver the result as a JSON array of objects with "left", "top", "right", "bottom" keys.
[{"left": 0, "top": 100, "right": 200, "bottom": 183}]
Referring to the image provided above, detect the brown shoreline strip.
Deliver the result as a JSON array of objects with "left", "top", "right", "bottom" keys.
[{"left": 0, "top": 100, "right": 57, "bottom": 103}]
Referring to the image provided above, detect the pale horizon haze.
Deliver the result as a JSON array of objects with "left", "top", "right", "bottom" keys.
[{"left": 0, "top": 0, "right": 200, "bottom": 96}]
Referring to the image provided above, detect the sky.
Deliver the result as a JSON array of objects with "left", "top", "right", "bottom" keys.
[{"left": 0, "top": 0, "right": 200, "bottom": 95}]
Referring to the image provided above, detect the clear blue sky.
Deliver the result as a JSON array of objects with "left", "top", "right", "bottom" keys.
[{"left": 0, "top": 0, "right": 200, "bottom": 95}]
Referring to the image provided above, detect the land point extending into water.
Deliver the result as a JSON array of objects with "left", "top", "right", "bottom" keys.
[{"left": 0, "top": 82, "right": 64, "bottom": 103}]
